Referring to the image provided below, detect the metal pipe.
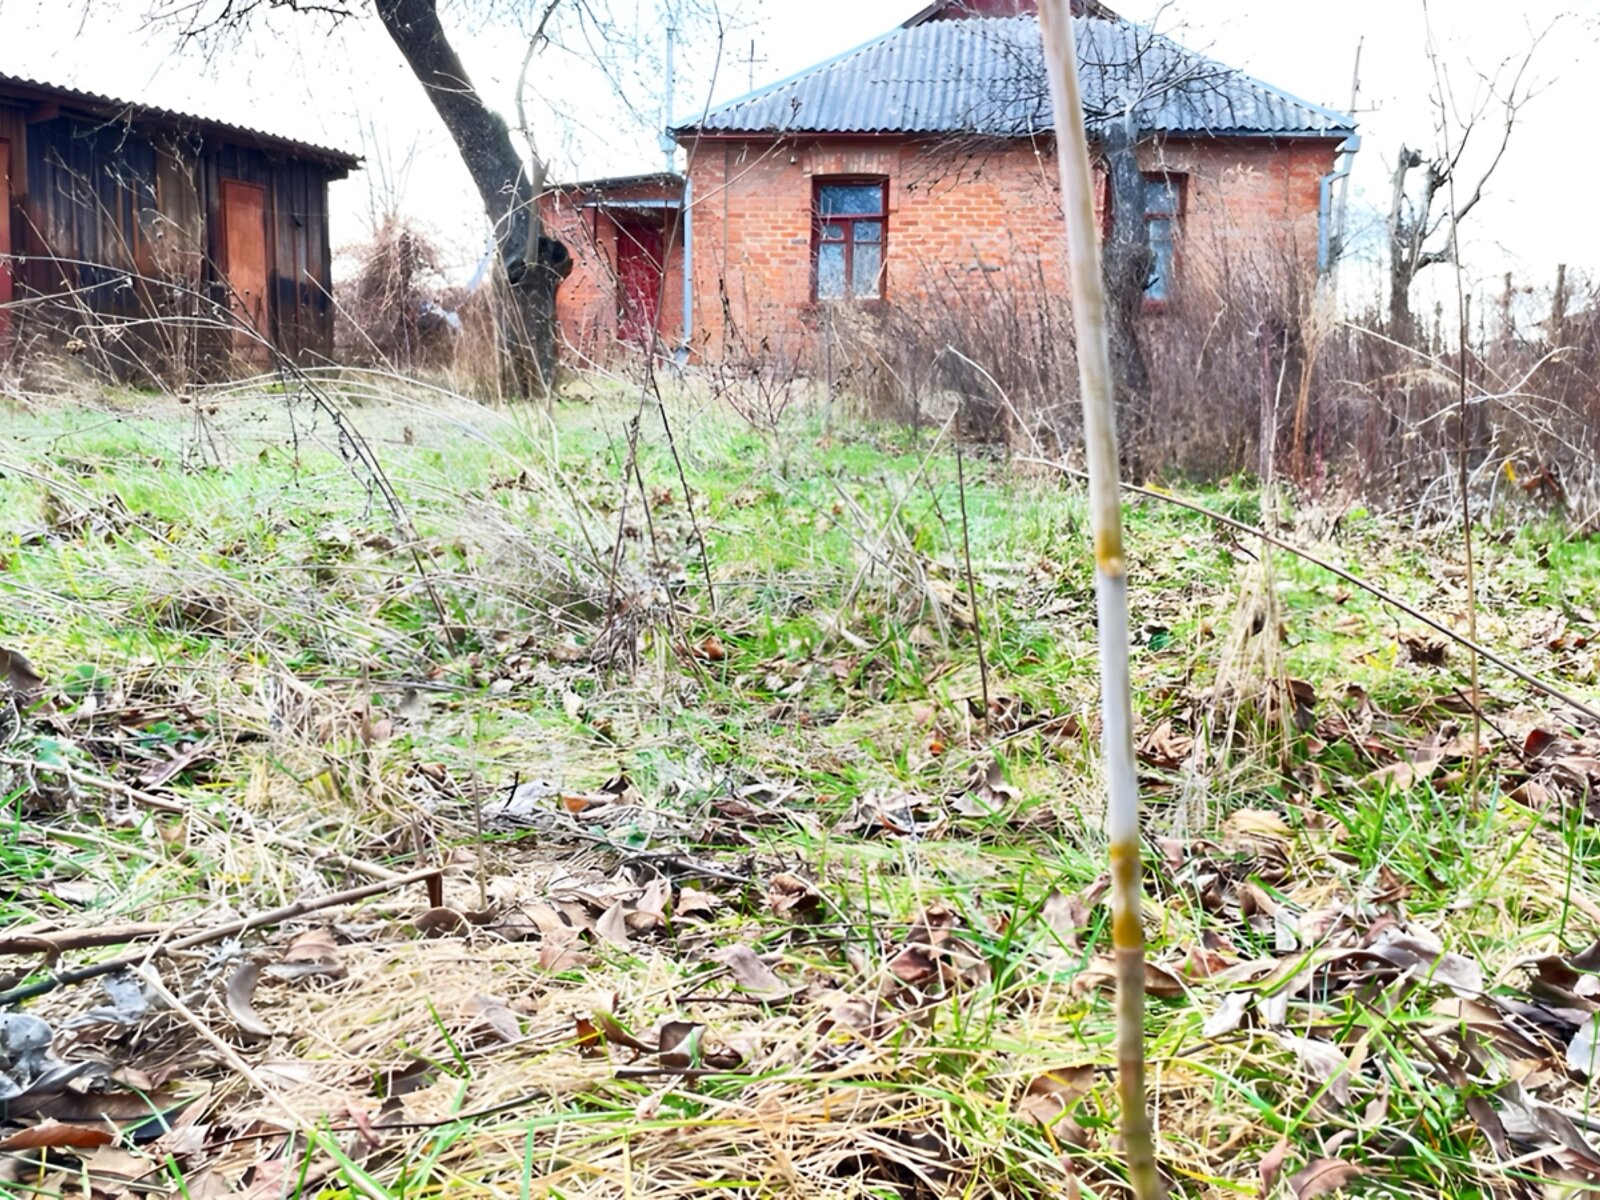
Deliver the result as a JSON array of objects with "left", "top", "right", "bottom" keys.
[
  {"left": 679, "top": 174, "right": 693, "bottom": 365},
  {"left": 1318, "top": 134, "right": 1360, "bottom": 274}
]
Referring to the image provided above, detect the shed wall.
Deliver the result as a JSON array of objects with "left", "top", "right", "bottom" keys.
[{"left": 0, "top": 95, "right": 340, "bottom": 375}]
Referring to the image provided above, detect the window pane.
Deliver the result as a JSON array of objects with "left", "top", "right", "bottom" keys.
[
  {"left": 1144, "top": 177, "right": 1177, "bottom": 216},
  {"left": 817, "top": 242, "right": 846, "bottom": 299},
  {"left": 821, "top": 222, "right": 846, "bottom": 242},
  {"left": 819, "top": 184, "right": 883, "bottom": 218},
  {"left": 853, "top": 242, "right": 883, "bottom": 298},
  {"left": 1146, "top": 218, "right": 1174, "bottom": 300},
  {"left": 854, "top": 221, "right": 882, "bottom": 242}
]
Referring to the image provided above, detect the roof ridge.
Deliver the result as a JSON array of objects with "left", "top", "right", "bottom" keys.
[
  {"left": 677, "top": 13, "right": 1355, "bottom": 139},
  {"left": 0, "top": 70, "right": 360, "bottom": 167},
  {"left": 669, "top": 21, "right": 907, "bottom": 134}
]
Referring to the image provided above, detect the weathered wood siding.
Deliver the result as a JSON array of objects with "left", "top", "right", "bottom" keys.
[{"left": 0, "top": 92, "right": 345, "bottom": 374}]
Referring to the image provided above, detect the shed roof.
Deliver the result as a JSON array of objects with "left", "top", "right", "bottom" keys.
[
  {"left": 675, "top": 15, "right": 1353, "bottom": 141},
  {"left": 0, "top": 72, "right": 361, "bottom": 172}
]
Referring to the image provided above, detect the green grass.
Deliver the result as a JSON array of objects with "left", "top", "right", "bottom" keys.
[{"left": 0, "top": 379, "right": 1596, "bottom": 1197}]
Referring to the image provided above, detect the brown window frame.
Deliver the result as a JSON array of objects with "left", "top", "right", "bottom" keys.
[
  {"left": 1141, "top": 172, "right": 1184, "bottom": 311},
  {"left": 811, "top": 177, "right": 888, "bottom": 302}
]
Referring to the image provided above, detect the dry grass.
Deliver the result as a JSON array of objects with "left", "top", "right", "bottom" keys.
[{"left": 0, "top": 375, "right": 1597, "bottom": 1196}]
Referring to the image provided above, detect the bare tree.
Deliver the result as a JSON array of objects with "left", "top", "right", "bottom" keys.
[
  {"left": 134, "top": 0, "right": 708, "bottom": 395},
  {"left": 1386, "top": 38, "right": 1541, "bottom": 344}
]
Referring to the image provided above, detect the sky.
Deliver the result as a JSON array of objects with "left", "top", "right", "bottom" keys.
[{"left": 0, "top": 0, "right": 1592, "bottom": 305}]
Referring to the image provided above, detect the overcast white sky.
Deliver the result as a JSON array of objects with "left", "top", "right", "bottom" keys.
[{"left": 0, "top": 0, "right": 1592, "bottom": 305}]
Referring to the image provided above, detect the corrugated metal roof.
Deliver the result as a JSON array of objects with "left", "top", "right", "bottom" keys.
[
  {"left": 0, "top": 72, "right": 361, "bottom": 170},
  {"left": 676, "top": 17, "right": 1353, "bottom": 140}
]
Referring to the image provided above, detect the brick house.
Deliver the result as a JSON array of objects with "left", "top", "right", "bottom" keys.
[{"left": 547, "top": 0, "right": 1356, "bottom": 367}]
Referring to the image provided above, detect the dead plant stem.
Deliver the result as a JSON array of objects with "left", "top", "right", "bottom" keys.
[
  {"left": 0, "top": 866, "right": 442, "bottom": 1006},
  {"left": 1038, "top": 3, "right": 1161, "bottom": 1195},
  {"left": 955, "top": 448, "right": 992, "bottom": 733}
]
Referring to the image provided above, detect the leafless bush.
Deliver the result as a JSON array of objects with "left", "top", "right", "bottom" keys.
[{"left": 334, "top": 215, "right": 457, "bottom": 371}]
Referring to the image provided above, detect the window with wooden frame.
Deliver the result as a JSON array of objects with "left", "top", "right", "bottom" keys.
[
  {"left": 1142, "top": 173, "right": 1184, "bottom": 306},
  {"left": 813, "top": 178, "right": 887, "bottom": 301}
]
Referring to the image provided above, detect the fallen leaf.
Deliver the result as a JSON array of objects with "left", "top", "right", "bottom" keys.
[
  {"left": 768, "top": 873, "right": 823, "bottom": 919},
  {"left": 0, "top": 645, "right": 45, "bottom": 696},
  {"left": 1202, "top": 992, "right": 1251, "bottom": 1039},
  {"left": 1288, "top": 1157, "right": 1365, "bottom": 1198},
  {"left": 1259, "top": 1139, "right": 1290, "bottom": 1193},
  {"left": 675, "top": 887, "right": 718, "bottom": 919},
  {"left": 1072, "top": 955, "right": 1186, "bottom": 999},
  {"left": 1016, "top": 1065, "right": 1094, "bottom": 1126},
  {"left": 692, "top": 634, "right": 727, "bottom": 662},
  {"left": 223, "top": 962, "right": 275, "bottom": 1039},
  {"left": 414, "top": 907, "right": 470, "bottom": 937},
  {"left": 1278, "top": 1034, "right": 1353, "bottom": 1105},
  {"left": 712, "top": 946, "right": 786, "bottom": 997},
  {"left": 1220, "top": 807, "right": 1292, "bottom": 855},
  {"left": 595, "top": 901, "right": 632, "bottom": 949},
  {"left": 537, "top": 931, "right": 591, "bottom": 971},
  {"left": 0, "top": 1119, "right": 115, "bottom": 1150},
  {"left": 1138, "top": 719, "right": 1193, "bottom": 768},
  {"left": 463, "top": 995, "right": 520, "bottom": 1044}
]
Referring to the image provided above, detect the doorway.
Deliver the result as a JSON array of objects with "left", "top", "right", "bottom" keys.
[
  {"left": 220, "top": 179, "right": 268, "bottom": 361},
  {"left": 614, "top": 219, "right": 664, "bottom": 348}
]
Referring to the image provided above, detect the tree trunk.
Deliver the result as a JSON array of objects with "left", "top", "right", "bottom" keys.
[
  {"left": 373, "top": 0, "right": 570, "bottom": 395},
  {"left": 1100, "top": 114, "right": 1153, "bottom": 475}
]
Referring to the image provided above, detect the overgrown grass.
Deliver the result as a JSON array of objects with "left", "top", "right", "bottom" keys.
[{"left": 0, "top": 377, "right": 1596, "bottom": 1197}]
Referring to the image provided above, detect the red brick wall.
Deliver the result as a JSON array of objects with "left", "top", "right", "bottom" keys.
[
  {"left": 557, "top": 132, "right": 1340, "bottom": 365},
  {"left": 544, "top": 183, "right": 686, "bottom": 363}
]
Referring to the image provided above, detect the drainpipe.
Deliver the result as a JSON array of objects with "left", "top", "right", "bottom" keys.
[
  {"left": 678, "top": 175, "right": 693, "bottom": 367},
  {"left": 1317, "top": 134, "right": 1361, "bottom": 275}
]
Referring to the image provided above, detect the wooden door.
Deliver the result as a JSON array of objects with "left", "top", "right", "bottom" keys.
[
  {"left": 615, "top": 219, "right": 663, "bottom": 347},
  {"left": 0, "top": 139, "right": 13, "bottom": 349},
  {"left": 220, "top": 179, "right": 268, "bottom": 361}
]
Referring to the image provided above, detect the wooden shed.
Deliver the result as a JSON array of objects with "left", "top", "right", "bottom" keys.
[{"left": 0, "top": 73, "right": 359, "bottom": 378}]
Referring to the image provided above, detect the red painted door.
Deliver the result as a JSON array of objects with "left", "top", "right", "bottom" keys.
[
  {"left": 220, "top": 179, "right": 268, "bottom": 361},
  {"left": 0, "top": 139, "right": 13, "bottom": 348},
  {"left": 615, "top": 220, "right": 663, "bottom": 347}
]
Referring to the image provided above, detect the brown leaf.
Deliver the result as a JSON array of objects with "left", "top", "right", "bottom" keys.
[
  {"left": 223, "top": 961, "right": 275, "bottom": 1039},
  {"left": 768, "top": 873, "right": 823, "bottom": 919},
  {"left": 267, "top": 927, "right": 345, "bottom": 981},
  {"left": 675, "top": 886, "right": 718, "bottom": 919},
  {"left": 1288, "top": 1157, "right": 1365, "bottom": 1198},
  {"left": 1137, "top": 719, "right": 1193, "bottom": 768},
  {"left": 592, "top": 1009, "right": 653, "bottom": 1053},
  {"left": 889, "top": 944, "right": 940, "bottom": 987},
  {"left": 1016, "top": 1065, "right": 1094, "bottom": 1125},
  {"left": 1072, "top": 955, "right": 1186, "bottom": 999},
  {"left": 1278, "top": 1034, "right": 1353, "bottom": 1105},
  {"left": 626, "top": 878, "right": 670, "bottom": 932},
  {"left": 712, "top": 945, "right": 787, "bottom": 997},
  {"left": 537, "top": 930, "right": 591, "bottom": 971},
  {"left": 414, "top": 907, "right": 470, "bottom": 937},
  {"left": 0, "top": 1120, "right": 115, "bottom": 1150},
  {"left": 1366, "top": 756, "right": 1441, "bottom": 791},
  {"left": 595, "top": 901, "right": 632, "bottom": 949},
  {"left": 656, "top": 1020, "right": 703, "bottom": 1069},
  {"left": 1259, "top": 1138, "right": 1290, "bottom": 1193},
  {"left": 0, "top": 645, "right": 45, "bottom": 696},
  {"left": 692, "top": 634, "right": 728, "bottom": 662},
  {"left": 1220, "top": 807, "right": 1292, "bottom": 855},
  {"left": 463, "top": 995, "right": 520, "bottom": 1044},
  {"left": 1399, "top": 630, "right": 1447, "bottom": 665},
  {"left": 573, "top": 1016, "right": 604, "bottom": 1057}
]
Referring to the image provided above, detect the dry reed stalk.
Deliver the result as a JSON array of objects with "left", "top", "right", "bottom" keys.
[{"left": 1036, "top": 3, "right": 1161, "bottom": 1197}]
